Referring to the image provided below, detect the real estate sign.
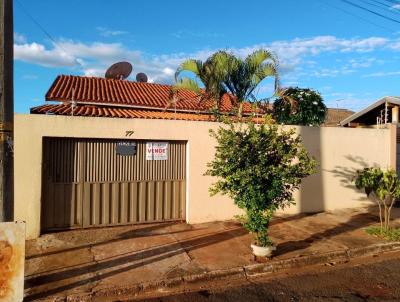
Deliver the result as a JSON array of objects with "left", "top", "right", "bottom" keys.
[{"left": 146, "top": 142, "right": 168, "bottom": 160}]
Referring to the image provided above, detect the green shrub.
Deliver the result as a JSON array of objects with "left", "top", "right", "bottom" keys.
[
  {"left": 273, "top": 87, "right": 327, "bottom": 126},
  {"left": 365, "top": 226, "right": 400, "bottom": 241},
  {"left": 355, "top": 167, "right": 400, "bottom": 232},
  {"left": 206, "top": 116, "right": 317, "bottom": 247}
]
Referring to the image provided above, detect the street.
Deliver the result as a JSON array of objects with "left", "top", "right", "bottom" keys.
[{"left": 136, "top": 252, "right": 400, "bottom": 302}]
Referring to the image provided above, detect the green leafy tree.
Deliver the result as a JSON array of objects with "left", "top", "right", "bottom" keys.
[
  {"left": 206, "top": 117, "right": 317, "bottom": 247},
  {"left": 273, "top": 87, "right": 327, "bottom": 126},
  {"left": 355, "top": 167, "right": 400, "bottom": 232}
]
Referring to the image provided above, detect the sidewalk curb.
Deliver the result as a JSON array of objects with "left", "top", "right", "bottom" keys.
[
  {"left": 244, "top": 242, "right": 400, "bottom": 277},
  {"left": 65, "top": 242, "right": 400, "bottom": 301}
]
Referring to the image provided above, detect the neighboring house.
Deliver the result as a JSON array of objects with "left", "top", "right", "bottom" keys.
[
  {"left": 339, "top": 96, "right": 400, "bottom": 174},
  {"left": 340, "top": 96, "right": 400, "bottom": 127}
]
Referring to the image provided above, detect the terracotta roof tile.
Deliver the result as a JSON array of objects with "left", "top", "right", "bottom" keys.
[
  {"left": 35, "top": 75, "right": 354, "bottom": 126},
  {"left": 46, "top": 75, "right": 255, "bottom": 113},
  {"left": 31, "top": 104, "right": 222, "bottom": 122},
  {"left": 31, "top": 103, "right": 352, "bottom": 126},
  {"left": 31, "top": 103, "right": 268, "bottom": 124}
]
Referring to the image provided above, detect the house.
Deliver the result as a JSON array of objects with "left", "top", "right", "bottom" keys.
[
  {"left": 339, "top": 96, "right": 400, "bottom": 172},
  {"left": 340, "top": 96, "right": 400, "bottom": 127},
  {"left": 31, "top": 75, "right": 352, "bottom": 125},
  {"left": 31, "top": 75, "right": 260, "bottom": 121},
  {"left": 14, "top": 75, "right": 395, "bottom": 239}
]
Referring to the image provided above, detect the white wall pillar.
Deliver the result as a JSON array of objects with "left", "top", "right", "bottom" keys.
[{"left": 392, "top": 106, "right": 399, "bottom": 124}]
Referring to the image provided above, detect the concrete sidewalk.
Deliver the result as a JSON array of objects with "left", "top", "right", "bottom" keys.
[{"left": 24, "top": 207, "right": 400, "bottom": 301}]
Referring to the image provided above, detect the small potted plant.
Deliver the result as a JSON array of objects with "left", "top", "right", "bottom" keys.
[
  {"left": 206, "top": 117, "right": 317, "bottom": 257},
  {"left": 245, "top": 208, "right": 276, "bottom": 257}
]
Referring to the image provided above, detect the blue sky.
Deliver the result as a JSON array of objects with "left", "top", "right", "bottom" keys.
[{"left": 13, "top": 0, "right": 400, "bottom": 113}]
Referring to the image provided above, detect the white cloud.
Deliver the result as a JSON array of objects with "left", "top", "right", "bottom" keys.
[
  {"left": 306, "top": 57, "right": 380, "bottom": 78},
  {"left": 14, "top": 39, "right": 205, "bottom": 82},
  {"left": 14, "top": 42, "right": 77, "bottom": 67},
  {"left": 267, "top": 36, "right": 388, "bottom": 61},
  {"left": 389, "top": 41, "right": 400, "bottom": 50},
  {"left": 162, "top": 67, "right": 175, "bottom": 76},
  {"left": 347, "top": 57, "right": 377, "bottom": 68},
  {"left": 96, "top": 27, "right": 128, "bottom": 37},
  {"left": 309, "top": 67, "right": 355, "bottom": 78},
  {"left": 363, "top": 71, "right": 400, "bottom": 77},
  {"left": 83, "top": 68, "right": 106, "bottom": 77},
  {"left": 55, "top": 40, "right": 139, "bottom": 63},
  {"left": 13, "top": 34, "right": 400, "bottom": 86}
]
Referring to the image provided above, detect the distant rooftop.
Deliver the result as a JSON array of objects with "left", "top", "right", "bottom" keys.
[{"left": 323, "top": 108, "right": 354, "bottom": 126}]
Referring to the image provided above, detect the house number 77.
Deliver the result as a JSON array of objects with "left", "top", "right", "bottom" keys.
[{"left": 125, "top": 130, "right": 135, "bottom": 137}]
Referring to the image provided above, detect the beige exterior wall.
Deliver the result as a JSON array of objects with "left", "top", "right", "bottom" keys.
[{"left": 14, "top": 114, "right": 393, "bottom": 239}]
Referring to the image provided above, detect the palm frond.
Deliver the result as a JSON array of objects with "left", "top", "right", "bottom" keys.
[
  {"left": 209, "top": 51, "right": 232, "bottom": 76},
  {"left": 254, "top": 63, "right": 280, "bottom": 92},
  {"left": 172, "top": 77, "right": 202, "bottom": 94},
  {"left": 175, "top": 59, "right": 203, "bottom": 81},
  {"left": 245, "top": 49, "right": 278, "bottom": 71}
]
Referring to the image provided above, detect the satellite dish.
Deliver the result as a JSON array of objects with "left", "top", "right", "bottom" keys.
[
  {"left": 136, "top": 72, "right": 148, "bottom": 83},
  {"left": 105, "top": 62, "right": 132, "bottom": 80}
]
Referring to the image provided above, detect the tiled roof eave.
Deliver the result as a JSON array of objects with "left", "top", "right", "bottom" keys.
[
  {"left": 46, "top": 100, "right": 261, "bottom": 117},
  {"left": 30, "top": 103, "right": 265, "bottom": 123}
]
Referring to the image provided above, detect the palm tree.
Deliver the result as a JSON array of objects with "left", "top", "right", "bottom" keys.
[
  {"left": 172, "top": 51, "right": 229, "bottom": 116},
  {"left": 222, "top": 49, "right": 280, "bottom": 117},
  {"left": 172, "top": 49, "right": 280, "bottom": 118}
]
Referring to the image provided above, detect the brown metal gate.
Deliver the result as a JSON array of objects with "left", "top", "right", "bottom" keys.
[{"left": 41, "top": 138, "right": 186, "bottom": 231}]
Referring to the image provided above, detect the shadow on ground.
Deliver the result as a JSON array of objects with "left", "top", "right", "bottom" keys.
[
  {"left": 24, "top": 207, "right": 396, "bottom": 301},
  {"left": 27, "top": 222, "right": 194, "bottom": 260}
]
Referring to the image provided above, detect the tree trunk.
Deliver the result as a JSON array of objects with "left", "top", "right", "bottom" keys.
[
  {"left": 238, "top": 102, "right": 243, "bottom": 118},
  {"left": 383, "top": 205, "right": 389, "bottom": 231},
  {"left": 377, "top": 199, "right": 383, "bottom": 232}
]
